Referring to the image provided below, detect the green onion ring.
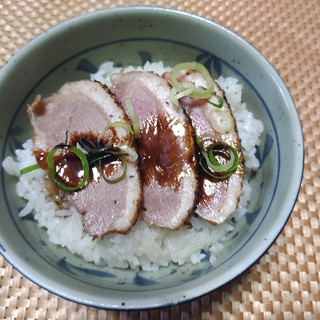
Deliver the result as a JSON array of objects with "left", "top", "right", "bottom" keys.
[
  {"left": 46, "top": 144, "right": 89, "bottom": 191},
  {"left": 170, "top": 62, "right": 215, "bottom": 100},
  {"left": 207, "top": 93, "right": 224, "bottom": 108},
  {"left": 99, "top": 155, "right": 127, "bottom": 184},
  {"left": 206, "top": 144, "right": 238, "bottom": 173},
  {"left": 196, "top": 136, "right": 239, "bottom": 179},
  {"left": 98, "top": 121, "right": 134, "bottom": 147}
]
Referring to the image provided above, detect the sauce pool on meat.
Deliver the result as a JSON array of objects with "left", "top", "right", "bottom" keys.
[{"left": 138, "top": 111, "right": 192, "bottom": 191}]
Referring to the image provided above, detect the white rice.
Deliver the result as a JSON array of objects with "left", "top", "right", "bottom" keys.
[{"left": 2, "top": 62, "right": 264, "bottom": 272}]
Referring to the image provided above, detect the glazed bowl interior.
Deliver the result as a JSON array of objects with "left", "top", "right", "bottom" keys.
[{"left": 0, "top": 7, "right": 303, "bottom": 309}]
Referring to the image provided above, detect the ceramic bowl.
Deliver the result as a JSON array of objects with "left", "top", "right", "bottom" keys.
[{"left": 0, "top": 7, "right": 303, "bottom": 309}]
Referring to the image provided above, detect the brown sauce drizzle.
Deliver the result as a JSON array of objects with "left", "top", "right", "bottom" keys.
[
  {"left": 33, "top": 130, "right": 126, "bottom": 190},
  {"left": 137, "top": 112, "right": 192, "bottom": 191}
]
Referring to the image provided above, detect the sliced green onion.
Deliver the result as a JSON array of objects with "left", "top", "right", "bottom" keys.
[
  {"left": 117, "top": 144, "right": 138, "bottom": 162},
  {"left": 195, "top": 135, "right": 239, "bottom": 179},
  {"left": 202, "top": 143, "right": 238, "bottom": 179},
  {"left": 124, "top": 98, "right": 140, "bottom": 139},
  {"left": 170, "top": 85, "right": 194, "bottom": 106},
  {"left": 98, "top": 121, "right": 134, "bottom": 147},
  {"left": 207, "top": 93, "right": 224, "bottom": 108},
  {"left": 206, "top": 108, "right": 233, "bottom": 133},
  {"left": 20, "top": 163, "right": 40, "bottom": 175},
  {"left": 99, "top": 155, "right": 127, "bottom": 184},
  {"left": 170, "top": 62, "right": 215, "bottom": 101},
  {"left": 206, "top": 144, "right": 238, "bottom": 173},
  {"left": 46, "top": 144, "right": 89, "bottom": 191}
]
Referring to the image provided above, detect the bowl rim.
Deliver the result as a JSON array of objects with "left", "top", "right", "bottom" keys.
[{"left": 0, "top": 6, "right": 304, "bottom": 310}]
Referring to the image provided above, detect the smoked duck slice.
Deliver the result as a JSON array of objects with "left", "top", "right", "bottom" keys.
[
  {"left": 165, "top": 68, "right": 244, "bottom": 224},
  {"left": 28, "top": 80, "right": 142, "bottom": 237},
  {"left": 111, "top": 71, "right": 198, "bottom": 230}
]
